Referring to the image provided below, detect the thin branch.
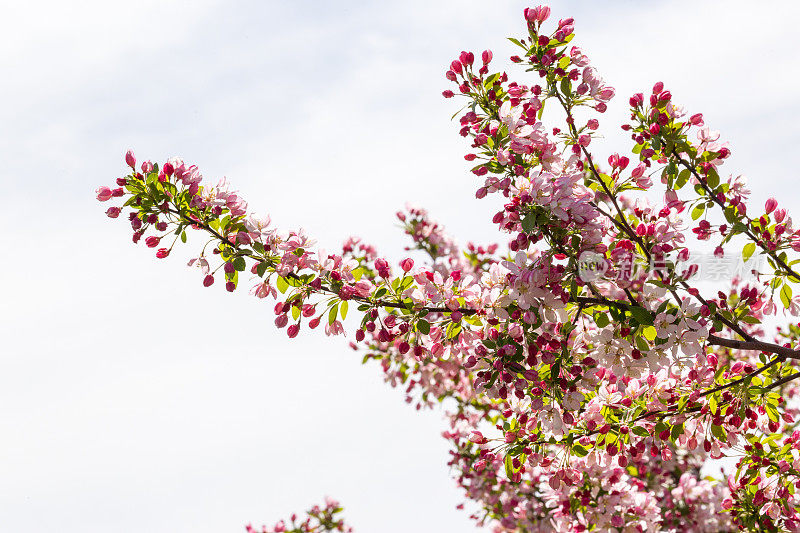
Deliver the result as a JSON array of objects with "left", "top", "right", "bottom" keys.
[
  {"left": 707, "top": 334, "right": 800, "bottom": 361},
  {"left": 766, "top": 371, "right": 800, "bottom": 390},
  {"left": 673, "top": 154, "right": 800, "bottom": 282}
]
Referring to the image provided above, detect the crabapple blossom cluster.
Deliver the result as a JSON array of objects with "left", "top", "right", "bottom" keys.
[
  {"left": 98, "top": 6, "right": 800, "bottom": 532},
  {"left": 245, "top": 499, "right": 352, "bottom": 533}
]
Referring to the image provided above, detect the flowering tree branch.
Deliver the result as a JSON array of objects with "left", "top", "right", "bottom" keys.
[{"left": 96, "top": 5, "right": 800, "bottom": 531}]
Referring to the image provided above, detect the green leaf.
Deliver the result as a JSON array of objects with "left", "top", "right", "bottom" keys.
[
  {"left": 340, "top": 300, "right": 349, "bottom": 320},
  {"left": 571, "top": 444, "right": 589, "bottom": 457},
  {"left": 642, "top": 325, "right": 657, "bottom": 341},
  {"left": 521, "top": 214, "right": 536, "bottom": 233},
  {"left": 629, "top": 306, "right": 654, "bottom": 325},
  {"left": 233, "top": 257, "right": 246, "bottom": 272},
  {"left": 180, "top": 231, "right": 187, "bottom": 243},
  {"left": 504, "top": 454, "right": 515, "bottom": 480},
  {"left": 483, "top": 73, "right": 500, "bottom": 87},
  {"left": 635, "top": 336, "right": 650, "bottom": 351},
  {"left": 559, "top": 76, "right": 571, "bottom": 97},
  {"left": 675, "top": 168, "right": 690, "bottom": 189},
  {"left": 594, "top": 312, "right": 610, "bottom": 328},
  {"left": 256, "top": 262, "right": 269, "bottom": 277},
  {"left": 779, "top": 283, "right": 793, "bottom": 309},
  {"left": 690, "top": 203, "right": 705, "bottom": 221},
  {"left": 631, "top": 426, "right": 650, "bottom": 438},
  {"left": 708, "top": 394, "right": 718, "bottom": 415},
  {"left": 742, "top": 242, "right": 756, "bottom": 263},
  {"left": 417, "top": 319, "right": 431, "bottom": 335},
  {"left": 706, "top": 167, "right": 720, "bottom": 189},
  {"left": 291, "top": 305, "right": 301, "bottom": 321},
  {"left": 276, "top": 276, "right": 289, "bottom": 294},
  {"left": 328, "top": 304, "right": 339, "bottom": 325},
  {"left": 731, "top": 222, "right": 748, "bottom": 234},
  {"left": 507, "top": 37, "right": 527, "bottom": 50}
]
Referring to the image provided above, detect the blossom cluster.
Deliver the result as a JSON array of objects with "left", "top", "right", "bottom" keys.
[
  {"left": 245, "top": 499, "right": 352, "bottom": 533},
  {"left": 97, "top": 5, "right": 800, "bottom": 531}
]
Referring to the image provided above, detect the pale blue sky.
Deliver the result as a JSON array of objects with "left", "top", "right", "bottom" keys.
[{"left": 2, "top": 1, "right": 799, "bottom": 532}]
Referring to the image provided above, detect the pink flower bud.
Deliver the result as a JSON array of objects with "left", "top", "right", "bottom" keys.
[
  {"left": 469, "top": 431, "right": 486, "bottom": 444},
  {"left": 689, "top": 113, "right": 704, "bottom": 126},
  {"left": 105, "top": 206, "right": 121, "bottom": 218},
  {"left": 765, "top": 197, "right": 778, "bottom": 214},
  {"left": 287, "top": 324, "right": 300, "bottom": 338},
  {"left": 400, "top": 258, "right": 414, "bottom": 272},
  {"left": 125, "top": 150, "right": 136, "bottom": 169},
  {"left": 523, "top": 6, "right": 552, "bottom": 22},
  {"left": 523, "top": 7, "right": 535, "bottom": 21},
  {"left": 156, "top": 248, "right": 170, "bottom": 259},
  {"left": 203, "top": 274, "right": 215, "bottom": 287},
  {"left": 96, "top": 186, "right": 113, "bottom": 202},
  {"left": 631, "top": 162, "right": 646, "bottom": 179},
  {"left": 481, "top": 49, "right": 493, "bottom": 64},
  {"left": 533, "top": 5, "right": 551, "bottom": 22},
  {"left": 450, "top": 60, "right": 462, "bottom": 74},
  {"left": 442, "top": 90, "right": 454, "bottom": 98},
  {"left": 459, "top": 51, "right": 474, "bottom": 66},
  {"left": 652, "top": 81, "right": 664, "bottom": 94},
  {"left": 145, "top": 236, "right": 160, "bottom": 248}
]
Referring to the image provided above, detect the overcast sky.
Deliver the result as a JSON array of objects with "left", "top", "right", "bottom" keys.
[{"left": 2, "top": 1, "right": 799, "bottom": 532}]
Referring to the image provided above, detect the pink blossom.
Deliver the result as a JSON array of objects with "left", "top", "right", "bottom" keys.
[{"left": 96, "top": 186, "right": 113, "bottom": 202}]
